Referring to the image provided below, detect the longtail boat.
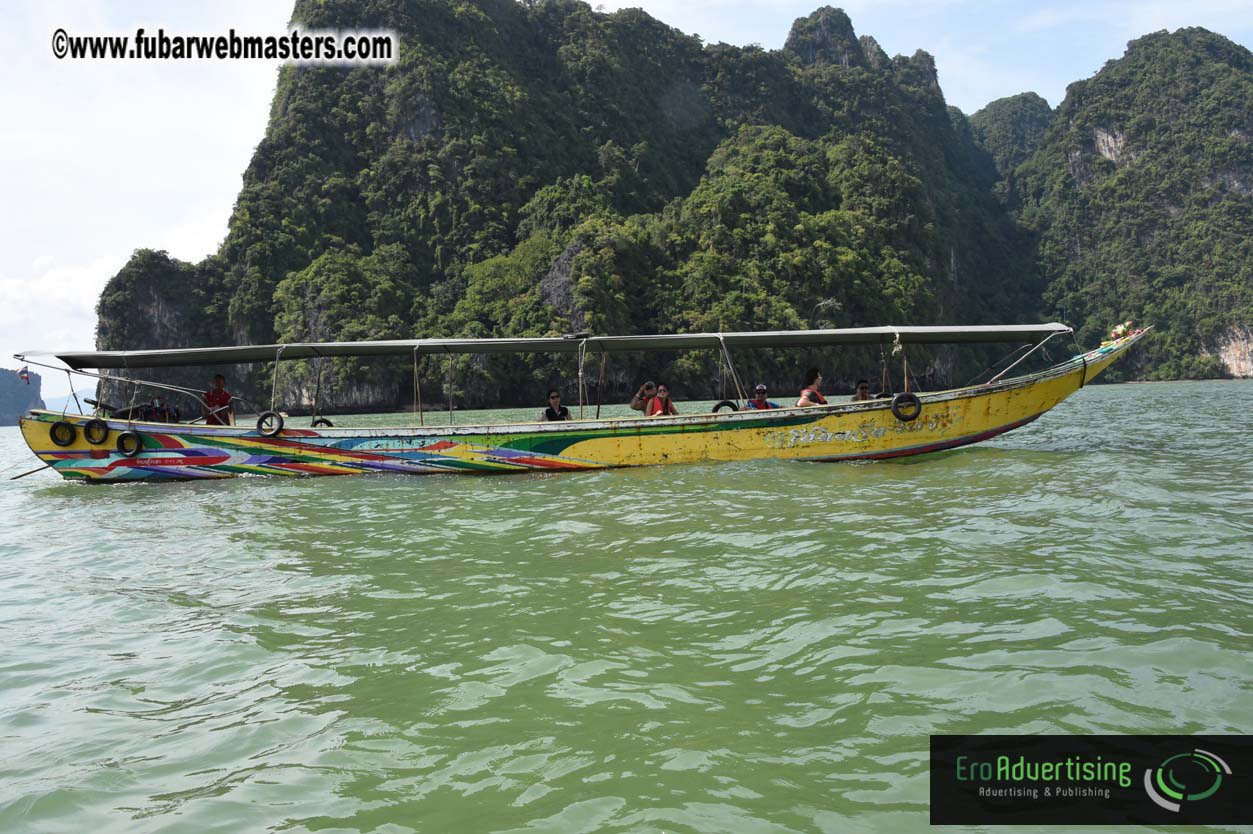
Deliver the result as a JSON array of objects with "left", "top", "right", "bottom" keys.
[{"left": 14, "top": 324, "right": 1148, "bottom": 483}]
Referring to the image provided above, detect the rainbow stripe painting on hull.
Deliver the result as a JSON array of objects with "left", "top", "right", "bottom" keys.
[{"left": 18, "top": 332, "right": 1142, "bottom": 483}]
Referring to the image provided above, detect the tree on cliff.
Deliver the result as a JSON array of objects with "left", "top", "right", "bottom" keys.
[
  {"left": 980, "top": 28, "right": 1253, "bottom": 380},
  {"left": 93, "top": 3, "right": 1251, "bottom": 407}
]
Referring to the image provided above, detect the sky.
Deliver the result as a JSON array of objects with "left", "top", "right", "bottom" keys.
[{"left": 3, "top": 0, "right": 1251, "bottom": 398}]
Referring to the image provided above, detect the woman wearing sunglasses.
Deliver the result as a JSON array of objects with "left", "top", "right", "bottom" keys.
[
  {"left": 647, "top": 384, "right": 678, "bottom": 416},
  {"left": 539, "top": 388, "right": 571, "bottom": 421}
]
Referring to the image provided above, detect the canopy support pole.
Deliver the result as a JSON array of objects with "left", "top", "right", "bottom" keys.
[
  {"left": 577, "top": 340, "right": 587, "bottom": 419},
  {"left": 595, "top": 351, "right": 606, "bottom": 419},
  {"left": 413, "top": 348, "right": 424, "bottom": 426},
  {"left": 716, "top": 335, "right": 748, "bottom": 404},
  {"left": 311, "top": 353, "right": 324, "bottom": 422},
  {"left": 270, "top": 345, "right": 286, "bottom": 412},
  {"left": 126, "top": 355, "right": 138, "bottom": 427},
  {"left": 446, "top": 351, "right": 454, "bottom": 425}
]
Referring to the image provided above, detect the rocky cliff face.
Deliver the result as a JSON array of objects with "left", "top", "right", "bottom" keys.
[
  {"left": 92, "top": 4, "right": 1249, "bottom": 404},
  {"left": 783, "top": 7, "right": 865, "bottom": 68},
  {"left": 1213, "top": 325, "right": 1253, "bottom": 377},
  {"left": 0, "top": 369, "right": 44, "bottom": 425},
  {"left": 984, "top": 27, "right": 1253, "bottom": 380},
  {"left": 94, "top": 249, "right": 229, "bottom": 406},
  {"left": 91, "top": 1, "right": 1042, "bottom": 407}
]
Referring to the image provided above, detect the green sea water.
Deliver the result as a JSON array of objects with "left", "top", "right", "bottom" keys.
[{"left": 1, "top": 381, "right": 1249, "bottom": 833}]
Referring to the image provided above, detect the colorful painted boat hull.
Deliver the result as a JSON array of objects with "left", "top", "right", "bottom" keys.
[{"left": 18, "top": 334, "right": 1142, "bottom": 483}]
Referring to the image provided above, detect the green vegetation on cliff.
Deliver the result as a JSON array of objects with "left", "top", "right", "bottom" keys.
[
  {"left": 96, "top": 2, "right": 1251, "bottom": 408},
  {"left": 969, "top": 92, "right": 1052, "bottom": 181},
  {"left": 980, "top": 29, "right": 1252, "bottom": 380},
  {"left": 98, "top": 2, "right": 1038, "bottom": 407}
]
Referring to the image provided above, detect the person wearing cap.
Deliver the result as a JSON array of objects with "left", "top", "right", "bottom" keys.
[
  {"left": 745, "top": 384, "right": 780, "bottom": 409},
  {"left": 630, "top": 381, "right": 657, "bottom": 413},
  {"left": 850, "top": 379, "right": 872, "bottom": 401}
]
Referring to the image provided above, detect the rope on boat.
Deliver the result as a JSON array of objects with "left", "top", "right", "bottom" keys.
[
  {"left": 63, "top": 370, "right": 84, "bottom": 416},
  {"left": 961, "top": 342, "right": 1034, "bottom": 388},
  {"left": 0, "top": 457, "right": 38, "bottom": 475},
  {"left": 1068, "top": 329, "right": 1089, "bottom": 388},
  {"left": 9, "top": 464, "right": 51, "bottom": 481},
  {"left": 17, "top": 357, "right": 209, "bottom": 417},
  {"left": 888, "top": 327, "right": 914, "bottom": 393},
  {"left": 716, "top": 334, "right": 748, "bottom": 405},
  {"left": 990, "top": 330, "right": 1066, "bottom": 382}
]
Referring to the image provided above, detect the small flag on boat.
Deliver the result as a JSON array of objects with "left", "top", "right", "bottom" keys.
[{"left": 17, "top": 366, "right": 29, "bottom": 384}]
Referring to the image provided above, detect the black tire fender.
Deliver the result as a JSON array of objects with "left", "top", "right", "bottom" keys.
[
  {"left": 257, "top": 411, "right": 284, "bottom": 437},
  {"left": 84, "top": 419, "right": 110, "bottom": 445},
  {"left": 115, "top": 431, "right": 143, "bottom": 457},
  {"left": 49, "top": 420, "right": 77, "bottom": 447},
  {"left": 311, "top": 417, "right": 334, "bottom": 428},
  {"left": 891, "top": 392, "right": 922, "bottom": 422},
  {"left": 712, "top": 400, "right": 738, "bottom": 413}
]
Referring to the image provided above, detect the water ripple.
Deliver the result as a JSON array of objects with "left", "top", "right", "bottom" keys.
[{"left": 0, "top": 381, "right": 1249, "bottom": 832}]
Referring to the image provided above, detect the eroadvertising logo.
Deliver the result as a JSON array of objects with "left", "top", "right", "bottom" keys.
[
  {"left": 930, "top": 735, "right": 1250, "bottom": 825},
  {"left": 1143, "top": 748, "right": 1231, "bottom": 812}
]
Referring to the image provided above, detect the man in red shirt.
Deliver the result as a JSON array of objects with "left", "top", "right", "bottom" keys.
[{"left": 204, "top": 374, "right": 234, "bottom": 425}]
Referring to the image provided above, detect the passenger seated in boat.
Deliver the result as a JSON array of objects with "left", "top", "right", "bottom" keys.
[
  {"left": 850, "top": 379, "right": 872, "bottom": 401},
  {"left": 796, "top": 368, "right": 827, "bottom": 407},
  {"left": 204, "top": 374, "right": 234, "bottom": 425},
  {"left": 630, "top": 381, "right": 656, "bottom": 413},
  {"left": 745, "top": 384, "right": 780, "bottom": 409},
  {"left": 647, "top": 384, "right": 678, "bottom": 416},
  {"left": 540, "top": 388, "right": 571, "bottom": 421},
  {"left": 150, "top": 397, "right": 180, "bottom": 423}
]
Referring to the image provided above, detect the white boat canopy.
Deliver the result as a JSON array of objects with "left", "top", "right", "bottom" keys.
[{"left": 23, "top": 324, "right": 1073, "bottom": 370}]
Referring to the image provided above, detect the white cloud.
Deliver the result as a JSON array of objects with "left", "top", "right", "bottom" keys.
[
  {"left": 1, "top": 254, "right": 122, "bottom": 397},
  {"left": 1021, "top": 0, "right": 1253, "bottom": 34},
  {"left": 0, "top": 0, "right": 290, "bottom": 393}
]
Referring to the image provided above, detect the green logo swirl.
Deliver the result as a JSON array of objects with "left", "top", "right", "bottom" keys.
[{"left": 1143, "top": 749, "right": 1231, "bottom": 812}]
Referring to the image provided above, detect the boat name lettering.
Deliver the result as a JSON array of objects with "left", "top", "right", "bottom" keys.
[{"left": 763, "top": 426, "right": 836, "bottom": 449}]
